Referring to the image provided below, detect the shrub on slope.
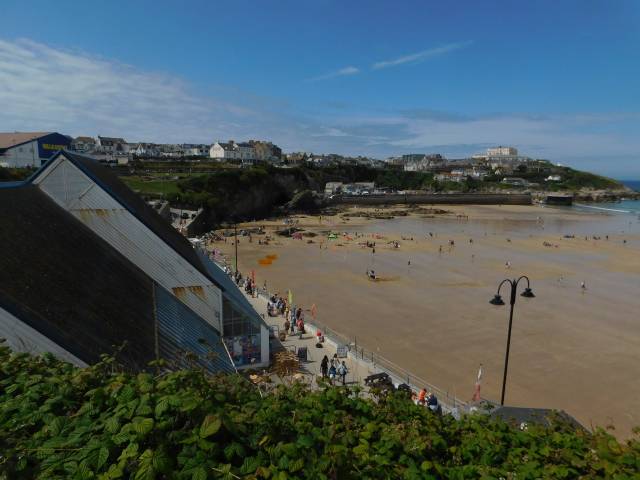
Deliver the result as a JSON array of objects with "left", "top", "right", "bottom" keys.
[{"left": 0, "top": 345, "right": 638, "bottom": 479}]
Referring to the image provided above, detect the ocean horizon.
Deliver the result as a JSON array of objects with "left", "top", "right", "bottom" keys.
[{"left": 621, "top": 180, "right": 640, "bottom": 191}]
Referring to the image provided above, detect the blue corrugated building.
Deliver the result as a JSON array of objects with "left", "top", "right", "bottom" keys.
[{"left": 0, "top": 131, "right": 71, "bottom": 168}]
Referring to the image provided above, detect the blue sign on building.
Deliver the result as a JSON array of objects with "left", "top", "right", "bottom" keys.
[{"left": 37, "top": 133, "right": 72, "bottom": 161}]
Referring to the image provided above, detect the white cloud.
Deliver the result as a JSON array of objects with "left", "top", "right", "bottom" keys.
[
  {"left": 0, "top": 38, "right": 265, "bottom": 143},
  {"left": 372, "top": 41, "right": 473, "bottom": 70},
  {"left": 307, "top": 66, "right": 360, "bottom": 82}
]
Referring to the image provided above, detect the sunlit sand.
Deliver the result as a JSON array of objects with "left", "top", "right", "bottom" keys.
[{"left": 211, "top": 204, "right": 640, "bottom": 437}]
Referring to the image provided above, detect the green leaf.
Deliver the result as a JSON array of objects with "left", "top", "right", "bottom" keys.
[
  {"left": 118, "top": 442, "right": 139, "bottom": 461},
  {"left": 133, "top": 417, "right": 154, "bottom": 435},
  {"left": 154, "top": 398, "right": 170, "bottom": 418},
  {"left": 199, "top": 414, "right": 221, "bottom": 438},
  {"left": 240, "top": 456, "right": 261, "bottom": 475},
  {"left": 105, "top": 416, "right": 120, "bottom": 434},
  {"left": 134, "top": 449, "right": 155, "bottom": 480},
  {"left": 97, "top": 446, "right": 109, "bottom": 470},
  {"left": 191, "top": 466, "right": 207, "bottom": 480}
]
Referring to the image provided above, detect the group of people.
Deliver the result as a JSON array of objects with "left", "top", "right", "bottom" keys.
[
  {"left": 267, "top": 294, "right": 287, "bottom": 317},
  {"left": 320, "top": 354, "right": 349, "bottom": 385},
  {"left": 415, "top": 387, "right": 440, "bottom": 413},
  {"left": 283, "top": 306, "right": 306, "bottom": 338}
]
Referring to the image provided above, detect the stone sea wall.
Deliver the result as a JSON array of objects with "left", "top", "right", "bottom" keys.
[{"left": 329, "top": 193, "right": 532, "bottom": 206}]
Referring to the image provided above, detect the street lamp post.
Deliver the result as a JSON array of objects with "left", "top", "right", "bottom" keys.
[
  {"left": 234, "top": 221, "right": 238, "bottom": 274},
  {"left": 489, "top": 276, "right": 535, "bottom": 405}
]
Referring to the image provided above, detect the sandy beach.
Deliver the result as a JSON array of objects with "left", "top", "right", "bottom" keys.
[{"left": 210, "top": 204, "right": 640, "bottom": 437}]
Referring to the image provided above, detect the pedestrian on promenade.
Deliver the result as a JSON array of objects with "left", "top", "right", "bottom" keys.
[
  {"left": 328, "top": 364, "right": 337, "bottom": 385},
  {"left": 284, "top": 318, "right": 290, "bottom": 335},
  {"left": 321, "top": 355, "right": 329, "bottom": 378},
  {"left": 338, "top": 361, "right": 348, "bottom": 385},
  {"left": 418, "top": 388, "right": 427, "bottom": 406}
]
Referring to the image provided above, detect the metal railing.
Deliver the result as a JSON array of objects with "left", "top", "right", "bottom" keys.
[{"left": 307, "top": 317, "right": 468, "bottom": 410}]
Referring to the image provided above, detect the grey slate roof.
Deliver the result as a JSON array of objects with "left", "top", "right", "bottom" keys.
[
  {"left": 0, "top": 184, "right": 235, "bottom": 373},
  {"left": 37, "top": 151, "right": 215, "bottom": 284},
  {"left": 0, "top": 185, "right": 157, "bottom": 370}
]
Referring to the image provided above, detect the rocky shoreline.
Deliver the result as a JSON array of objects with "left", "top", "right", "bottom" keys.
[{"left": 533, "top": 188, "right": 640, "bottom": 203}]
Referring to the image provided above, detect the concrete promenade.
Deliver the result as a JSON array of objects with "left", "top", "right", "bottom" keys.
[{"left": 242, "top": 288, "right": 465, "bottom": 416}]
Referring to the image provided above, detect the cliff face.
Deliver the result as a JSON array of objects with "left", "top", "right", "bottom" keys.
[{"left": 175, "top": 168, "right": 319, "bottom": 231}]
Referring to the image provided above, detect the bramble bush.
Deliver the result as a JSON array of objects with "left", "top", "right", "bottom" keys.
[{"left": 1, "top": 345, "right": 638, "bottom": 479}]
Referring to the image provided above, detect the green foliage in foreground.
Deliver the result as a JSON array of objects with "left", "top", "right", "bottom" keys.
[{"left": 1, "top": 347, "right": 639, "bottom": 479}]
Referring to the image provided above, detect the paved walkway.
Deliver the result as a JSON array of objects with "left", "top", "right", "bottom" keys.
[
  {"left": 242, "top": 288, "right": 464, "bottom": 417},
  {"left": 244, "top": 291, "right": 375, "bottom": 386}
]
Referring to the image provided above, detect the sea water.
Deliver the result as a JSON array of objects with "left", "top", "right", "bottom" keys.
[{"left": 574, "top": 180, "right": 640, "bottom": 216}]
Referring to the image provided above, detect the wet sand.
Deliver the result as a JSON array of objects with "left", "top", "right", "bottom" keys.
[{"left": 211, "top": 204, "right": 640, "bottom": 437}]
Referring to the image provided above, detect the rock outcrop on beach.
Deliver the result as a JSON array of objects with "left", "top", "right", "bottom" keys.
[{"left": 532, "top": 188, "right": 640, "bottom": 203}]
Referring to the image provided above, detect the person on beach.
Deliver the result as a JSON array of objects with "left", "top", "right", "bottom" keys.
[
  {"left": 320, "top": 355, "right": 329, "bottom": 378},
  {"left": 337, "top": 361, "right": 348, "bottom": 385},
  {"left": 505, "top": 261, "right": 511, "bottom": 269},
  {"left": 581, "top": 281, "right": 587, "bottom": 292}
]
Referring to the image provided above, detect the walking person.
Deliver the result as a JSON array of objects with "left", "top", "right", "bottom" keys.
[
  {"left": 332, "top": 353, "right": 339, "bottom": 368},
  {"left": 337, "top": 361, "right": 348, "bottom": 386},
  {"left": 284, "top": 318, "right": 290, "bottom": 335},
  {"left": 320, "top": 355, "right": 329, "bottom": 379},
  {"left": 328, "top": 364, "right": 337, "bottom": 385}
]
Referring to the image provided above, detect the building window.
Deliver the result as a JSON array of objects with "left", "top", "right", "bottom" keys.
[{"left": 222, "top": 296, "right": 261, "bottom": 366}]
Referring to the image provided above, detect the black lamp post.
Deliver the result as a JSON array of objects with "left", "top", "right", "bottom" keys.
[
  {"left": 234, "top": 220, "right": 238, "bottom": 274},
  {"left": 489, "top": 276, "right": 535, "bottom": 405}
]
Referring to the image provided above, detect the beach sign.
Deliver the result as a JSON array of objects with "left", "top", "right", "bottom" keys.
[{"left": 336, "top": 345, "right": 348, "bottom": 358}]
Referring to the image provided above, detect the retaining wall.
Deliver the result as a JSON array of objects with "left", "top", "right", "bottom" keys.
[{"left": 329, "top": 193, "right": 532, "bottom": 206}]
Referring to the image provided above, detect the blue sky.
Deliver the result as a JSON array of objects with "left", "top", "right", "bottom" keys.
[{"left": 1, "top": 0, "right": 639, "bottom": 177}]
